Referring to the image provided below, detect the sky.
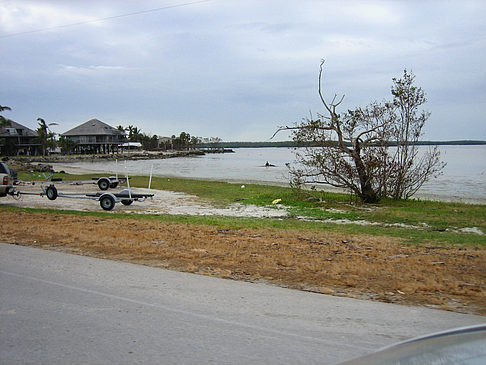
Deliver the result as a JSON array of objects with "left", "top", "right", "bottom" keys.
[{"left": 1, "top": 0, "right": 485, "bottom": 142}]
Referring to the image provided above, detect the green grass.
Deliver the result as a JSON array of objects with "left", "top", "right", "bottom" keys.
[
  {"left": 365, "top": 199, "right": 486, "bottom": 233},
  {"left": 13, "top": 171, "right": 486, "bottom": 247},
  {"left": 129, "top": 175, "right": 486, "bottom": 233}
]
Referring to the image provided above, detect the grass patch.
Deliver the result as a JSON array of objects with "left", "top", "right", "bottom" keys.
[
  {"left": 132, "top": 175, "right": 485, "bottom": 237},
  {"left": 1, "top": 204, "right": 484, "bottom": 248},
  {"left": 367, "top": 199, "right": 486, "bottom": 231},
  {"left": 12, "top": 171, "right": 486, "bottom": 247}
]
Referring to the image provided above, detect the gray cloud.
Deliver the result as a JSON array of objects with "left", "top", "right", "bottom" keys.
[{"left": 1, "top": 0, "right": 485, "bottom": 141}]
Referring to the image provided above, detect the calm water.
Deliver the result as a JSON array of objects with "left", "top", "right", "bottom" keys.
[{"left": 67, "top": 146, "right": 486, "bottom": 203}]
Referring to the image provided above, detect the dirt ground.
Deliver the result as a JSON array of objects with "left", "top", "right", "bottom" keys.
[{"left": 1, "top": 207, "right": 485, "bottom": 316}]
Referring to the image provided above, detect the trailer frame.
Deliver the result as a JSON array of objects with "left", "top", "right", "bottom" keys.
[
  {"left": 9, "top": 164, "right": 155, "bottom": 211},
  {"left": 16, "top": 173, "right": 129, "bottom": 191},
  {"left": 9, "top": 184, "right": 153, "bottom": 211}
]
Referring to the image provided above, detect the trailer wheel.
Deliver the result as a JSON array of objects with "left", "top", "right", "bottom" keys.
[
  {"left": 100, "top": 194, "right": 116, "bottom": 211},
  {"left": 98, "top": 178, "right": 110, "bottom": 190},
  {"left": 121, "top": 199, "right": 133, "bottom": 206},
  {"left": 46, "top": 185, "right": 58, "bottom": 200},
  {"left": 110, "top": 181, "right": 119, "bottom": 189}
]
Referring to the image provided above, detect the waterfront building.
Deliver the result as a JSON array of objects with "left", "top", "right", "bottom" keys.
[
  {"left": 61, "top": 118, "right": 126, "bottom": 154},
  {"left": 0, "top": 120, "right": 41, "bottom": 156}
]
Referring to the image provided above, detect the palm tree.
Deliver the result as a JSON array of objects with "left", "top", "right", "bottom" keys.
[
  {"left": 37, "top": 118, "right": 48, "bottom": 156},
  {"left": 36, "top": 118, "right": 56, "bottom": 156},
  {"left": 127, "top": 125, "right": 142, "bottom": 142},
  {"left": 0, "top": 105, "right": 12, "bottom": 127}
]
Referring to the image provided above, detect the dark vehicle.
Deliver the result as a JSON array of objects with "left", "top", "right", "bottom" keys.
[{"left": 0, "top": 162, "right": 13, "bottom": 197}]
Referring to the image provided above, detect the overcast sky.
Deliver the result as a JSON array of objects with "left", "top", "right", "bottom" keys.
[{"left": 1, "top": 0, "right": 485, "bottom": 141}]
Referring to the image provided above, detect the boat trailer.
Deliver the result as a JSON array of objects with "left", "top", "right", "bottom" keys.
[
  {"left": 9, "top": 166, "right": 155, "bottom": 211},
  {"left": 17, "top": 173, "right": 129, "bottom": 191},
  {"left": 9, "top": 184, "right": 154, "bottom": 211},
  {"left": 65, "top": 176, "right": 129, "bottom": 190}
]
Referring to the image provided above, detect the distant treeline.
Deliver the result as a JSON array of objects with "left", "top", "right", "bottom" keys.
[{"left": 199, "top": 140, "right": 486, "bottom": 149}]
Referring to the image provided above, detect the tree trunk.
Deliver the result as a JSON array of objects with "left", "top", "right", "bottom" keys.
[
  {"left": 352, "top": 151, "right": 379, "bottom": 203},
  {"left": 360, "top": 183, "right": 379, "bottom": 203}
]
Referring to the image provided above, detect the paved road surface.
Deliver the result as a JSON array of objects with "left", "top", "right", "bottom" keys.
[{"left": 1, "top": 243, "right": 484, "bottom": 364}]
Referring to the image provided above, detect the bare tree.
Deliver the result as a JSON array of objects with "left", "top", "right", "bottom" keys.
[{"left": 274, "top": 61, "right": 445, "bottom": 203}]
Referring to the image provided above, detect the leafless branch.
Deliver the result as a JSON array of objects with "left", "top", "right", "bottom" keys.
[
  {"left": 271, "top": 123, "right": 339, "bottom": 140},
  {"left": 318, "top": 60, "right": 332, "bottom": 114},
  {"left": 355, "top": 123, "right": 388, "bottom": 144},
  {"left": 270, "top": 126, "right": 297, "bottom": 139},
  {"left": 334, "top": 94, "right": 345, "bottom": 107}
]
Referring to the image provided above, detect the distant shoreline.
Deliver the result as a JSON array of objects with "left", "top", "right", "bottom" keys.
[
  {"left": 201, "top": 140, "right": 486, "bottom": 148},
  {"left": 5, "top": 150, "right": 210, "bottom": 164}
]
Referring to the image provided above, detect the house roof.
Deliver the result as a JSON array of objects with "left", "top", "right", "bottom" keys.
[
  {"left": 0, "top": 120, "right": 38, "bottom": 137},
  {"left": 61, "top": 119, "right": 125, "bottom": 137}
]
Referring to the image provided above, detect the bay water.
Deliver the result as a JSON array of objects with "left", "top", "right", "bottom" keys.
[{"left": 65, "top": 145, "right": 486, "bottom": 203}]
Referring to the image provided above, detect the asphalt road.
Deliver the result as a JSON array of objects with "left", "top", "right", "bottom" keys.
[{"left": 1, "top": 243, "right": 484, "bottom": 364}]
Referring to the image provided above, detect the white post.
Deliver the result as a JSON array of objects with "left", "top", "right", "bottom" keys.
[
  {"left": 125, "top": 161, "right": 131, "bottom": 199},
  {"left": 148, "top": 164, "right": 153, "bottom": 192}
]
